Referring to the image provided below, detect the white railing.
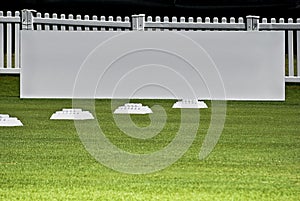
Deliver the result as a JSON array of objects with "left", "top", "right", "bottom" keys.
[
  {"left": 259, "top": 18, "right": 300, "bottom": 83},
  {"left": 32, "top": 13, "right": 131, "bottom": 31},
  {"left": 0, "top": 11, "right": 21, "bottom": 74},
  {"left": 0, "top": 9, "right": 300, "bottom": 83}
]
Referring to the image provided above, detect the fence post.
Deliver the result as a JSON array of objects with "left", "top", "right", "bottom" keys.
[
  {"left": 21, "top": 9, "right": 36, "bottom": 30},
  {"left": 246, "top": 15, "right": 260, "bottom": 31},
  {"left": 132, "top": 14, "right": 145, "bottom": 31}
]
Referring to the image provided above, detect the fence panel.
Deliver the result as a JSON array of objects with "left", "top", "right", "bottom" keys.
[
  {"left": 14, "top": 11, "right": 20, "bottom": 69},
  {"left": 288, "top": 19, "right": 294, "bottom": 77},
  {"left": 0, "top": 11, "right": 21, "bottom": 73},
  {"left": 297, "top": 18, "right": 300, "bottom": 77},
  {"left": 0, "top": 11, "right": 4, "bottom": 68},
  {"left": 1, "top": 9, "right": 300, "bottom": 81},
  {"left": 6, "top": 11, "right": 12, "bottom": 69}
]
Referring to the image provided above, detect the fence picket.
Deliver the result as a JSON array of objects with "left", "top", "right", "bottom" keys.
[
  {"left": 146, "top": 16, "right": 152, "bottom": 31},
  {"left": 262, "top": 18, "right": 267, "bottom": 23},
  {"left": 92, "top": 16, "right": 98, "bottom": 31},
  {"left": 6, "top": 11, "right": 12, "bottom": 68},
  {"left": 188, "top": 17, "right": 193, "bottom": 31},
  {"left": 213, "top": 17, "right": 218, "bottom": 23},
  {"left": 116, "top": 16, "right": 121, "bottom": 31},
  {"left": 271, "top": 18, "right": 276, "bottom": 23},
  {"left": 180, "top": 17, "right": 185, "bottom": 31},
  {"left": 100, "top": 16, "right": 105, "bottom": 31},
  {"left": 84, "top": 15, "right": 90, "bottom": 31},
  {"left": 76, "top": 15, "right": 82, "bottom": 30},
  {"left": 108, "top": 16, "right": 113, "bottom": 31},
  {"left": 162, "top": 16, "right": 168, "bottom": 31},
  {"left": 60, "top": 14, "right": 66, "bottom": 31},
  {"left": 15, "top": 11, "right": 20, "bottom": 68},
  {"left": 238, "top": 17, "right": 243, "bottom": 23},
  {"left": 124, "top": 16, "right": 130, "bottom": 31},
  {"left": 44, "top": 13, "right": 50, "bottom": 30},
  {"left": 68, "top": 14, "right": 74, "bottom": 31},
  {"left": 36, "top": 12, "right": 42, "bottom": 30},
  {"left": 0, "top": 11, "right": 3, "bottom": 68},
  {"left": 205, "top": 17, "right": 210, "bottom": 23},
  {"left": 288, "top": 18, "right": 294, "bottom": 76},
  {"left": 52, "top": 13, "right": 58, "bottom": 30},
  {"left": 196, "top": 17, "right": 202, "bottom": 31},
  {"left": 297, "top": 18, "right": 300, "bottom": 76},
  {"left": 230, "top": 17, "right": 235, "bottom": 23},
  {"left": 222, "top": 17, "right": 227, "bottom": 23},
  {"left": 171, "top": 17, "right": 177, "bottom": 31},
  {"left": 155, "top": 16, "right": 161, "bottom": 31},
  {"left": 213, "top": 17, "right": 218, "bottom": 31}
]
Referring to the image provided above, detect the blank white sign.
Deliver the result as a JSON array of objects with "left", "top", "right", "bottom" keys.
[{"left": 21, "top": 31, "right": 284, "bottom": 100}]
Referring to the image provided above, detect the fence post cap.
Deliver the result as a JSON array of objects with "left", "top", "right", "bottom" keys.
[
  {"left": 21, "top": 9, "right": 37, "bottom": 12},
  {"left": 246, "top": 15, "right": 260, "bottom": 19}
]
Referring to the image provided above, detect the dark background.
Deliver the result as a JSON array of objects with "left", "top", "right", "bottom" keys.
[{"left": 3, "top": 0, "right": 300, "bottom": 18}]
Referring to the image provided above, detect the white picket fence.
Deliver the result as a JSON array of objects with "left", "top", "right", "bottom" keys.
[
  {"left": 0, "top": 9, "right": 300, "bottom": 82},
  {"left": 0, "top": 11, "right": 21, "bottom": 74}
]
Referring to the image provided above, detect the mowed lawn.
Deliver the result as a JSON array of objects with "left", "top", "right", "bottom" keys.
[{"left": 0, "top": 75, "right": 299, "bottom": 201}]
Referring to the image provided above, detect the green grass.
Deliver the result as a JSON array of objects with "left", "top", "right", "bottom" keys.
[{"left": 0, "top": 75, "right": 299, "bottom": 201}]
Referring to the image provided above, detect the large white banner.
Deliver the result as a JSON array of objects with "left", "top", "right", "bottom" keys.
[{"left": 21, "top": 31, "right": 284, "bottom": 100}]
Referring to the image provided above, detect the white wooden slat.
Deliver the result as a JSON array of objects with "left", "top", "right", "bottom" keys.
[
  {"left": 163, "top": 16, "right": 169, "bottom": 31},
  {"left": 260, "top": 16, "right": 300, "bottom": 30},
  {"left": 171, "top": 17, "right": 177, "bottom": 31},
  {"left": 68, "top": 14, "right": 74, "bottom": 31},
  {"left": 262, "top": 18, "right": 267, "bottom": 23},
  {"left": 155, "top": 16, "right": 161, "bottom": 31},
  {"left": 92, "top": 15, "right": 98, "bottom": 31},
  {"left": 180, "top": 17, "right": 185, "bottom": 31},
  {"left": 145, "top": 21, "right": 245, "bottom": 30},
  {"left": 60, "top": 14, "right": 66, "bottom": 31},
  {"left": 84, "top": 15, "right": 90, "bottom": 31},
  {"left": 297, "top": 18, "right": 300, "bottom": 76},
  {"left": 44, "top": 13, "right": 50, "bottom": 30},
  {"left": 271, "top": 18, "right": 276, "bottom": 23},
  {"left": 222, "top": 17, "right": 227, "bottom": 23},
  {"left": 238, "top": 17, "right": 243, "bottom": 23},
  {"left": 76, "top": 15, "right": 82, "bottom": 31},
  {"left": 100, "top": 16, "right": 105, "bottom": 31},
  {"left": 205, "top": 17, "right": 210, "bottom": 31},
  {"left": 6, "top": 11, "right": 12, "bottom": 68},
  {"left": 0, "top": 16, "right": 20, "bottom": 23},
  {"left": 196, "top": 17, "right": 202, "bottom": 32},
  {"left": 14, "top": 11, "right": 20, "bottom": 69},
  {"left": 221, "top": 17, "right": 227, "bottom": 32},
  {"left": 52, "top": 13, "right": 58, "bottom": 31},
  {"left": 33, "top": 17, "right": 131, "bottom": 29},
  {"left": 205, "top": 17, "right": 210, "bottom": 23},
  {"left": 108, "top": 16, "right": 113, "bottom": 31},
  {"left": 262, "top": 18, "right": 268, "bottom": 31},
  {"left": 124, "top": 16, "right": 130, "bottom": 31},
  {"left": 116, "top": 16, "right": 121, "bottom": 31},
  {"left": 36, "top": 12, "right": 42, "bottom": 30},
  {"left": 0, "top": 68, "right": 20, "bottom": 74},
  {"left": 188, "top": 17, "right": 193, "bottom": 31},
  {"left": 285, "top": 77, "right": 300, "bottom": 82},
  {"left": 288, "top": 18, "right": 294, "bottom": 76},
  {"left": 213, "top": 17, "right": 218, "bottom": 23},
  {"left": 213, "top": 17, "right": 218, "bottom": 31},
  {"left": 230, "top": 17, "right": 235, "bottom": 23},
  {"left": 0, "top": 11, "right": 4, "bottom": 68},
  {"left": 279, "top": 18, "right": 285, "bottom": 23},
  {"left": 197, "top": 17, "right": 202, "bottom": 23},
  {"left": 146, "top": 16, "right": 152, "bottom": 31}
]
